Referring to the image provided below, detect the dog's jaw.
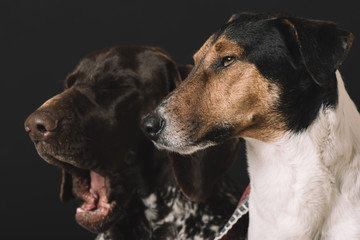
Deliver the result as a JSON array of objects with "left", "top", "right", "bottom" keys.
[
  {"left": 152, "top": 137, "right": 215, "bottom": 155},
  {"left": 74, "top": 171, "right": 120, "bottom": 233},
  {"left": 31, "top": 140, "right": 125, "bottom": 233}
]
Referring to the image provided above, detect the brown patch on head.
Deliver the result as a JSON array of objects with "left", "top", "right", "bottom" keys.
[
  {"left": 194, "top": 35, "right": 245, "bottom": 66},
  {"left": 228, "top": 63, "right": 286, "bottom": 141},
  {"left": 213, "top": 35, "right": 245, "bottom": 57},
  {"left": 161, "top": 35, "right": 286, "bottom": 147}
]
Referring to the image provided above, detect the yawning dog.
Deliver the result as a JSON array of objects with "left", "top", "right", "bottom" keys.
[
  {"left": 141, "top": 13, "right": 360, "bottom": 239},
  {"left": 25, "top": 45, "right": 248, "bottom": 239}
]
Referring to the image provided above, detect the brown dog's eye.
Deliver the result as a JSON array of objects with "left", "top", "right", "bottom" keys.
[{"left": 222, "top": 56, "right": 236, "bottom": 67}]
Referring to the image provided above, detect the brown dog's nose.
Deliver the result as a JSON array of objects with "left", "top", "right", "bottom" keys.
[
  {"left": 25, "top": 111, "right": 59, "bottom": 141},
  {"left": 140, "top": 114, "right": 165, "bottom": 141}
]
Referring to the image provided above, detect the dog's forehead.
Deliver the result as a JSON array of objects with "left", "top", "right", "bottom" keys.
[
  {"left": 69, "top": 50, "right": 140, "bottom": 86},
  {"left": 74, "top": 46, "right": 174, "bottom": 85},
  {"left": 194, "top": 17, "right": 276, "bottom": 63},
  {"left": 223, "top": 18, "right": 274, "bottom": 47},
  {"left": 194, "top": 35, "right": 245, "bottom": 65}
]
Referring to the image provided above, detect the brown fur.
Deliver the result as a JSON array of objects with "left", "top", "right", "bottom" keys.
[{"left": 165, "top": 36, "right": 285, "bottom": 143}]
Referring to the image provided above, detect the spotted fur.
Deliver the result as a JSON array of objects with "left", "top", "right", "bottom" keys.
[{"left": 96, "top": 167, "right": 246, "bottom": 240}]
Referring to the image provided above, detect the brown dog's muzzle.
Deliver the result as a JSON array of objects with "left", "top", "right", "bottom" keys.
[{"left": 24, "top": 90, "right": 123, "bottom": 233}]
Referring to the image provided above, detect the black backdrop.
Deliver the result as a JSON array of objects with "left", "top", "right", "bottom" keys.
[{"left": 1, "top": 1, "right": 359, "bottom": 239}]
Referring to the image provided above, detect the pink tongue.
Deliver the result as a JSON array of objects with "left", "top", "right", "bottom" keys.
[{"left": 90, "top": 171, "right": 105, "bottom": 195}]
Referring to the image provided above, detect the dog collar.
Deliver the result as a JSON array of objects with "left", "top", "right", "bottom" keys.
[{"left": 214, "top": 184, "right": 250, "bottom": 240}]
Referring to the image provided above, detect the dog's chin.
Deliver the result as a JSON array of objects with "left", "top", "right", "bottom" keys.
[
  {"left": 75, "top": 205, "right": 118, "bottom": 233},
  {"left": 152, "top": 138, "right": 216, "bottom": 155}
]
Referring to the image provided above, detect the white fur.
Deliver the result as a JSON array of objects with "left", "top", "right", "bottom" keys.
[
  {"left": 143, "top": 193, "right": 158, "bottom": 222},
  {"left": 245, "top": 71, "right": 360, "bottom": 239},
  {"left": 141, "top": 187, "right": 209, "bottom": 240}
]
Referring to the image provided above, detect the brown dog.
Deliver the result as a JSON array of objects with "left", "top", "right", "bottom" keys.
[{"left": 25, "top": 46, "right": 248, "bottom": 239}]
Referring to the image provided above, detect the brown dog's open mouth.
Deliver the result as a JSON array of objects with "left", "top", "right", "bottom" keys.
[
  {"left": 34, "top": 142, "right": 121, "bottom": 233},
  {"left": 73, "top": 170, "right": 119, "bottom": 233}
]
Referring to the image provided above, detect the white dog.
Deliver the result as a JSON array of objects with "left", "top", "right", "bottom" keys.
[{"left": 141, "top": 12, "right": 359, "bottom": 239}]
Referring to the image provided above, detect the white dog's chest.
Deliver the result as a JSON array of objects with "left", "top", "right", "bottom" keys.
[
  {"left": 245, "top": 132, "right": 360, "bottom": 239},
  {"left": 246, "top": 138, "right": 329, "bottom": 239}
]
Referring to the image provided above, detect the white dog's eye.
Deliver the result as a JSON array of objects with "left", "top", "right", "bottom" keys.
[{"left": 222, "top": 56, "right": 236, "bottom": 67}]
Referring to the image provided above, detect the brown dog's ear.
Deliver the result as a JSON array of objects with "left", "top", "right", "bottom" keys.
[
  {"left": 275, "top": 17, "right": 354, "bottom": 88},
  {"left": 168, "top": 139, "right": 242, "bottom": 202},
  {"left": 60, "top": 169, "right": 74, "bottom": 202},
  {"left": 167, "top": 63, "right": 193, "bottom": 91},
  {"left": 178, "top": 64, "right": 193, "bottom": 81}
]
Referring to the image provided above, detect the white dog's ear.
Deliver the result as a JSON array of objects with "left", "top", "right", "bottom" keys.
[
  {"left": 168, "top": 139, "right": 241, "bottom": 202},
  {"left": 275, "top": 17, "right": 354, "bottom": 88}
]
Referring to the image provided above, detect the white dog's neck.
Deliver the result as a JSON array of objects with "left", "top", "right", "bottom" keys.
[{"left": 245, "top": 72, "right": 360, "bottom": 239}]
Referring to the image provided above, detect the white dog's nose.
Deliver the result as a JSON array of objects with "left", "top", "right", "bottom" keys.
[{"left": 140, "top": 113, "right": 165, "bottom": 141}]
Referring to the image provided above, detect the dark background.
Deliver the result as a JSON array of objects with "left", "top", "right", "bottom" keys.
[{"left": 1, "top": 0, "right": 359, "bottom": 239}]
